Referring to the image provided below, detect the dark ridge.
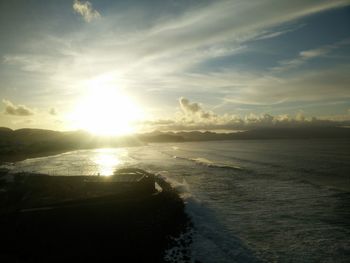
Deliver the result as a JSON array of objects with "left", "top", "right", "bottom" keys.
[{"left": 1, "top": 126, "right": 349, "bottom": 163}]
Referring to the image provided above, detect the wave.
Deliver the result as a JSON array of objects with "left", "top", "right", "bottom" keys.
[
  {"left": 157, "top": 171, "right": 259, "bottom": 263},
  {"left": 173, "top": 155, "right": 243, "bottom": 171},
  {"left": 192, "top": 157, "right": 243, "bottom": 170}
]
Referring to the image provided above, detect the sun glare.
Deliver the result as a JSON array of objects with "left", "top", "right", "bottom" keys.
[
  {"left": 93, "top": 149, "right": 121, "bottom": 176},
  {"left": 71, "top": 79, "right": 143, "bottom": 136}
]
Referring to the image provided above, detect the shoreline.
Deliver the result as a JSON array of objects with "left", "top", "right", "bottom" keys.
[{"left": 0, "top": 149, "right": 78, "bottom": 164}]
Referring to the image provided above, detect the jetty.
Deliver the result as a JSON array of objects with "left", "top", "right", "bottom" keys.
[{"left": 0, "top": 168, "right": 191, "bottom": 262}]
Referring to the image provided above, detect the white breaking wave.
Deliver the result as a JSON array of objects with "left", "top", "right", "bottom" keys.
[
  {"left": 172, "top": 155, "right": 243, "bottom": 170},
  {"left": 191, "top": 157, "right": 243, "bottom": 170},
  {"left": 157, "top": 171, "right": 259, "bottom": 263}
]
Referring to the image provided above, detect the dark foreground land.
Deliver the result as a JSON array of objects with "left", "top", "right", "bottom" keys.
[{"left": 0, "top": 172, "right": 191, "bottom": 262}]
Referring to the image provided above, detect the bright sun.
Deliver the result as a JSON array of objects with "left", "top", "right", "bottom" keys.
[{"left": 71, "top": 81, "right": 143, "bottom": 136}]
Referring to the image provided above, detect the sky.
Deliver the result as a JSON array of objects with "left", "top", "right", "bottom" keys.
[{"left": 0, "top": 0, "right": 350, "bottom": 134}]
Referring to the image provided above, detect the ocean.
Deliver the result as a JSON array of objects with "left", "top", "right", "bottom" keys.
[{"left": 4, "top": 139, "right": 350, "bottom": 262}]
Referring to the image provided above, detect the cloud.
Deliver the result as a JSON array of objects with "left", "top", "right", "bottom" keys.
[
  {"left": 179, "top": 97, "right": 201, "bottom": 114},
  {"left": 142, "top": 98, "right": 350, "bottom": 131},
  {"left": 295, "top": 111, "right": 305, "bottom": 122},
  {"left": 73, "top": 0, "right": 100, "bottom": 22},
  {"left": 3, "top": 54, "right": 56, "bottom": 73},
  {"left": 255, "top": 31, "right": 289, "bottom": 40},
  {"left": 255, "top": 24, "right": 304, "bottom": 41},
  {"left": 179, "top": 97, "right": 216, "bottom": 120},
  {"left": 2, "top": 0, "right": 350, "bottom": 132},
  {"left": 273, "top": 39, "right": 350, "bottom": 72},
  {"left": 12, "top": 119, "right": 34, "bottom": 125},
  {"left": 49, "top": 108, "right": 57, "bottom": 115},
  {"left": 319, "top": 109, "right": 350, "bottom": 121},
  {"left": 2, "top": 99, "right": 34, "bottom": 116},
  {"left": 5, "top": 1, "right": 350, "bottom": 79},
  {"left": 273, "top": 47, "right": 330, "bottom": 72},
  {"left": 177, "top": 98, "right": 276, "bottom": 129},
  {"left": 193, "top": 64, "right": 350, "bottom": 106}
]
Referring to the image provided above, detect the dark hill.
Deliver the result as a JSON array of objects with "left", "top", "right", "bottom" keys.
[{"left": 0, "top": 126, "right": 349, "bottom": 162}]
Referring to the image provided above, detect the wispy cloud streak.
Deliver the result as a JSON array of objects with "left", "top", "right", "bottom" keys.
[{"left": 272, "top": 39, "right": 350, "bottom": 72}]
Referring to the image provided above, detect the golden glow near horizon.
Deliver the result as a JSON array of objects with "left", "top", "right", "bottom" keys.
[{"left": 70, "top": 75, "right": 144, "bottom": 136}]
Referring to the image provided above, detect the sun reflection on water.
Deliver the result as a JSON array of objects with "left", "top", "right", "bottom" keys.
[{"left": 92, "top": 148, "right": 124, "bottom": 176}]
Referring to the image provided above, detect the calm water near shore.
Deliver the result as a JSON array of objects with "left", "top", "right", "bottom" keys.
[{"left": 3, "top": 139, "right": 350, "bottom": 262}]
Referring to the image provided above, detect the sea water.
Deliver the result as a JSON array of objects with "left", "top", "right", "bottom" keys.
[{"left": 3, "top": 139, "right": 350, "bottom": 262}]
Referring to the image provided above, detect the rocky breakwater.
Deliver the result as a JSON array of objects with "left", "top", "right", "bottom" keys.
[{"left": 0, "top": 168, "right": 191, "bottom": 262}]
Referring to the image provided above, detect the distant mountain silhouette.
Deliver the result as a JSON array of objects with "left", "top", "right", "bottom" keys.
[
  {"left": 142, "top": 127, "right": 350, "bottom": 142},
  {"left": 0, "top": 128, "right": 141, "bottom": 162},
  {"left": 0, "top": 126, "right": 349, "bottom": 162}
]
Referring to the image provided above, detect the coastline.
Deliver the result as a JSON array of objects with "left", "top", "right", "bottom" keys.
[{"left": 0, "top": 149, "right": 76, "bottom": 164}]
